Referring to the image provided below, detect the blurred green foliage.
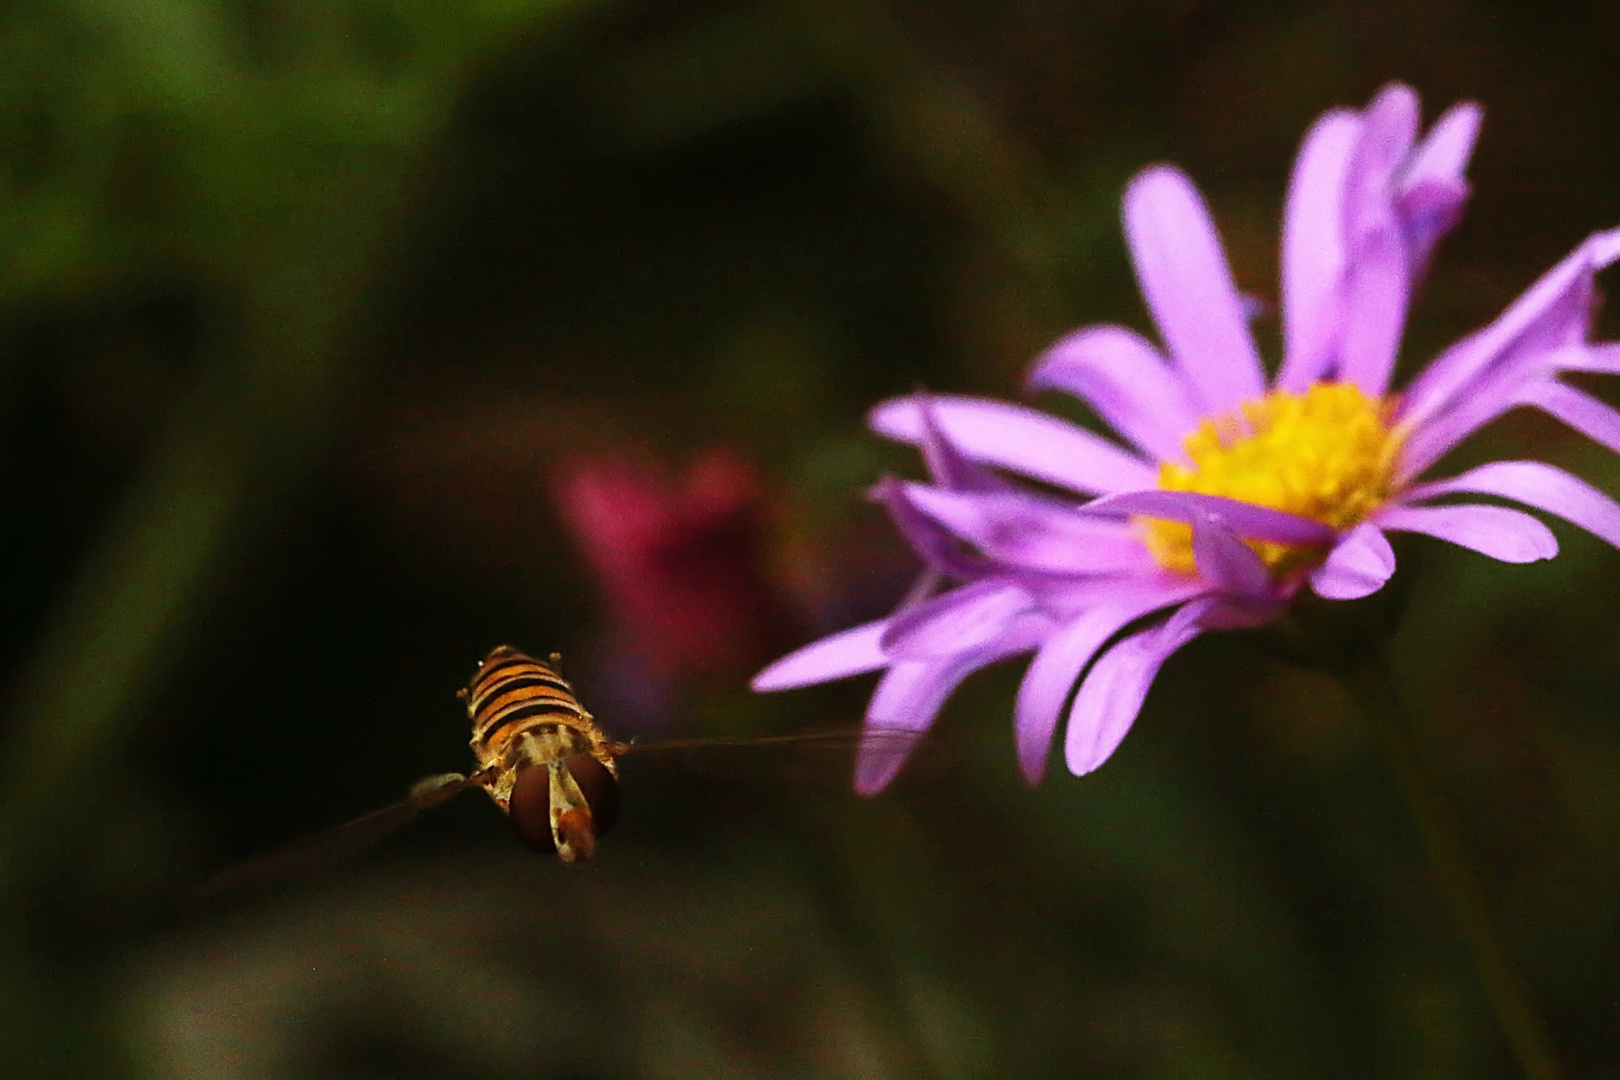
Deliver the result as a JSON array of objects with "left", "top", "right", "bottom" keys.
[{"left": 0, "top": 0, "right": 1618, "bottom": 1077}]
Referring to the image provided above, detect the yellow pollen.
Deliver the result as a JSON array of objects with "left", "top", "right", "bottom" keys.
[{"left": 1143, "top": 381, "right": 1404, "bottom": 576}]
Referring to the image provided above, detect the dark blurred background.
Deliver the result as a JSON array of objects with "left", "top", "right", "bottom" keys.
[{"left": 1, "top": 1, "right": 1619, "bottom": 1077}]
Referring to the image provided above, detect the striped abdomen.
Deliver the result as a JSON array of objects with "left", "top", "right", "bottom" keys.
[
  {"left": 464, "top": 645, "right": 593, "bottom": 766},
  {"left": 460, "top": 645, "right": 620, "bottom": 861}
]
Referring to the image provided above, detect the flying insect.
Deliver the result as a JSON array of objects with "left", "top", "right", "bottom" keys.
[{"left": 197, "top": 644, "right": 922, "bottom": 906}]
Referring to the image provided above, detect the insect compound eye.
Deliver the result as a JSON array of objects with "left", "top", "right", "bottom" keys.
[
  {"left": 564, "top": 753, "right": 619, "bottom": 836},
  {"left": 506, "top": 755, "right": 621, "bottom": 854},
  {"left": 507, "top": 766, "right": 557, "bottom": 853}
]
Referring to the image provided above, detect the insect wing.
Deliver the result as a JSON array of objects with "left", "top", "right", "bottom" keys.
[
  {"left": 185, "top": 773, "right": 478, "bottom": 915},
  {"left": 607, "top": 727, "right": 937, "bottom": 788}
]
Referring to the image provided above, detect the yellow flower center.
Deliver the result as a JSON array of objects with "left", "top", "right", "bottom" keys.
[{"left": 1142, "top": 382, "right": 1405, "bottom": 576}]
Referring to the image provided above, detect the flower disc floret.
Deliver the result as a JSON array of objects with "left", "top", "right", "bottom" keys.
[{"left": 1144, "top": 382, "right": 1405, "bottom": 574}]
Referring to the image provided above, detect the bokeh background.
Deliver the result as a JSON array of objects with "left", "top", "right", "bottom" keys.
[{"left": 2, "top": 1, "right": 1619, "bottom": 1076}]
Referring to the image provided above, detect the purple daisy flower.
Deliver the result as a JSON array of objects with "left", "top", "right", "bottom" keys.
[{"left": 753, "top": 83, "right": 1620, "bottom": 793}]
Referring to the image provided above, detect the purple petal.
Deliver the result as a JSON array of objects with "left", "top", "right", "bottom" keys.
[
  {"left": 1401, "top": 347, "right": 1620, "bottom": 482},
  {"left": 853, "top": 726, "right": 929, "bottom": 798},
  {"left": 898, "top": 483, "right": 1159, "bottom": 576},
  {"left": 753, "top": 620, "right": 889, "bottom": 691},
  {"left": 858, "top": 616, "right": 1050, "bottom": 794},
  {"left": 1122, "top": 165, "right": 1265, "bottom": 414},
  {"left": 914, "top": 393, "right": 1010, "bottom": 493},
  {"left": 1399, "top": 354, "right": 1620, "bottom": 482},
  {"left": 880, "top": 579, "right": 1032, "bottom": 659},
  {"left": 1336, "top": 223, "right": 1410, "bottom": 396},
  {"left": 1040, "top": 573, "right": 1212, "bottom": 620},
  {"left": 1353, "top": 86, "right": 1420, "bottom": 208},
  {"left": 1190, "top": 507, "right": 1270, "bottom": 598},
  {"left": 1516, "top": 380, "right": 1620, "bottom": 456},
  {"left": 1403, "top": 460, "right": 1620, "bottom": 551},
  {"left": 857, "top": 662, "right": 946, "bottom": 794},
  {"left": 1082, "top": 490, "right": 1336, "bottom": 545},
  {"left": 870, "top": 395, "right": 1158, "bottom": 495},
  {"left": 1064, "top": 599, "right": 1212, "bottom": 776},
  {"left": 1336, "top": 86, "right": 1418, "bottom": 396},
  {"left": 1362, "top": 83, "right": 1421, "bottom": 157},
  {"left": 1376, "top": 503, "right": 1557, "bottom": 563},
  {"left": 1401, "top": 100, "right": 1481, "bottom": 196},
  {"left": 871, "top": 476, "right": 989, "bottom": 580},
  {"left": 1397, "top": 101, "right": 1481, "bottom": 270},
  {"left": 1399, "top": 227, "right": 1620, "bottom": 437},
  {"left": 1310, "top": 522, "right": 1396, "bottom": 599},
  {"left": 1396, "top": 178, "right": 1467, "bottom": 266},
  {"left": 1279, "top": 108, "right": 1362, "bottom": 392},
  {"left": 1014, "top": 585, "right": 1206, "bottom": 783},
  {"left": 1396, "top": 360, "right": 1516, "bottom": 480},
  {"left": 1026, "top": 324, "right": 1200, "bottom": 461},
  {"left": 1557, "top": 343, "right": 1620, "bottom": 375}
]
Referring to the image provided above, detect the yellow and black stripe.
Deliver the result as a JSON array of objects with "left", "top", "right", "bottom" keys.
[{"left": 464, "top": 645, "right": 592, "bottom": 762}]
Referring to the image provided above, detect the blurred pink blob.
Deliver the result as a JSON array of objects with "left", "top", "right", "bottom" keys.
[{"left": 555, "top": 449, "right": 799, "bottom": 682}]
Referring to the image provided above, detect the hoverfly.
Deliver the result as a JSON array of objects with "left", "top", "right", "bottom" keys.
[{"left": 196, "top": 646, "right": 922, "bottom": 904}]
